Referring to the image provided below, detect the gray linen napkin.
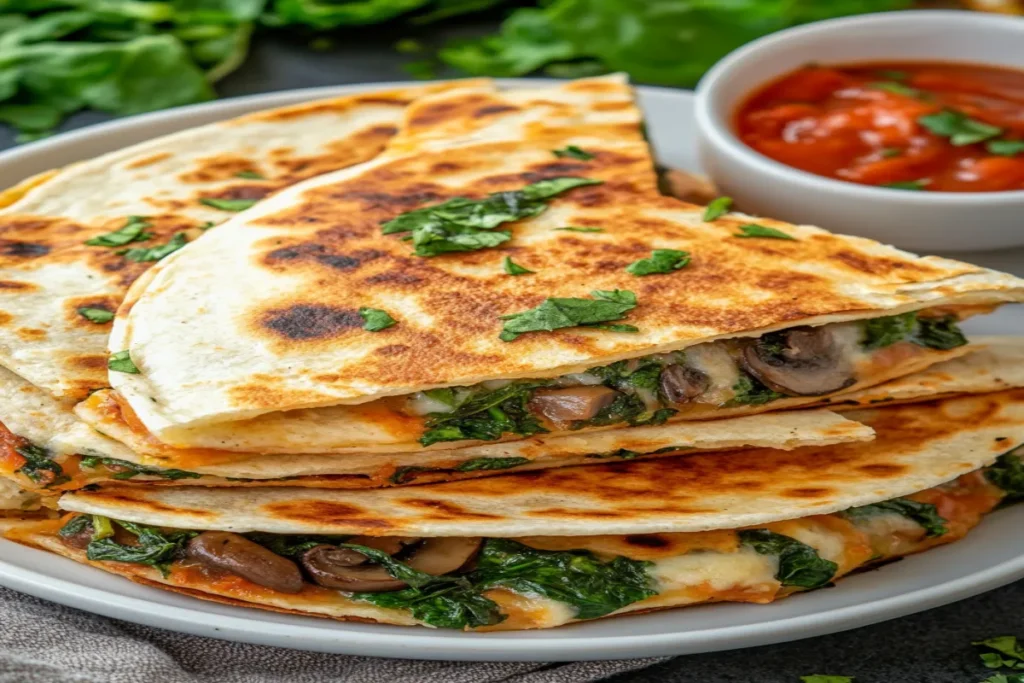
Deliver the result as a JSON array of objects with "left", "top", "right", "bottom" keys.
[{"left": 0, "top": 587, "right": 666, "bottom": 683}]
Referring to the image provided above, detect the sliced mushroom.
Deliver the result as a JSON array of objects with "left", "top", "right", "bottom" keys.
[
  {"left": 59, "top": 522, "right": 94, "bottom": 550},
  {"left": 349, "top": 535, "right": 418, "bottom": 555},
  {"left": 659, "top": 364, "right": 710, "bottom": 403},
  {"left": 187, "top": 531, "right": 304, "bottom": 594},
  {"left": 529, "top": 386, "right": 619, "bottom": 424},
  {"left": 740, "top": 326, "right": 856, "bottom": 396},
  {"left": 300, "top": 537, "right": 483, "bottom": 593}
]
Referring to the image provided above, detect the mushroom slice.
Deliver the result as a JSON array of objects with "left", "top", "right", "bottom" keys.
[
  {"left": 187, "top": 531, "right": 304, "bottom": 594},
  {"left": 740, "top": 326, "right": 856, "bottom": 396},
  {"left": 405, "top": 537, "right": 482, "bottom": 576},
  {"left": 659, "top": 364, "right": 710, "bottom": 403},
  {"left": 529, "top": 386, "right": 619, "bottom": 424}
]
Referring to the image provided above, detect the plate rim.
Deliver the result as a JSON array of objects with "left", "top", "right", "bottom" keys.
[{"left": 1, "top": 79, "right": 1022, "bottom": 661}]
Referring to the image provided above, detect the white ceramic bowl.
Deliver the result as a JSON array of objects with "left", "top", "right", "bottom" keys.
[{"left": 694, "top": 10, "right": 1024, "bottom": 254}]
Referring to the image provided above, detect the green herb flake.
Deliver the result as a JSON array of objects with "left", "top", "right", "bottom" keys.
[
  {"left": 918, "top": 109, "right": 1003, "bottom": 146},
  {"left": 841, "top": 498, "right": 948, "bottom": 537},
  {"left": 77, "top": 307, "right": 114, "bottom": 324},
  {"left": 84, "top": 216, "right": 152, "bottom": 247},
  {"left": 702, "top": 196, "right": 732, "bottom": 222},
  {"left": 498, "top": 289, "right": 637, "bottom": 342},
  {"left": 739, "top": 529, "right": 838, "bottom": 589},
  {"left": 234, "top": 170, "right": 264, "bottom": 180},
  {"left": 626, "top": 249, "right": 690, "bottom": 276},
  {"left": 552, "top": 145, "right": 594, "bottom": 160},
  {"left": 359, "top": 307, "right": 397, "bottom": 332},
  {"left": 869, "top": 81, "right": 926, "bottom": 98},
  {"left": 988, "top": 140, "right": 1024, "bottom": 157},
  {"left": 455, "top": 457, "right": 530, "bottom": 472},
  {"left": 554, "top": 226, "right": 603, "bottom": 233},
  {"left": 882, "top": 179, "right": 929, "bottom": 191},
  {"left": 199, "top": 197, "right": 259, "bottom": 211},
  {"left": 974, "top": 636, "right": 1024, "bottom": 670},
  {"left": 108, "top": 350, "right": 139, "bottom": 374},
  {"left": 502, "top": 256, "right": 534, "bottom": 276},
  {"left": 118, "top": 232, "right": 187, "bottom": 262},
  {"left": 734, "top": 224, "right": 796, "bottom": 241}
]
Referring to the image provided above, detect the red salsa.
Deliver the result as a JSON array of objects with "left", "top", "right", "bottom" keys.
[{"left": 736, "top": 62, "right": 1024, "bottom": 192}]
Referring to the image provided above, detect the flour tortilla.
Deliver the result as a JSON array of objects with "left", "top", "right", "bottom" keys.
[
  {"left": 59, "top": 388, "right": 1024, "bottom": 537},
  {"left": 0, "top": 80, "right": 489, "bottom": 404},
  {"left": 107, "top": 76, "right": 1024, "bottom": 450}
]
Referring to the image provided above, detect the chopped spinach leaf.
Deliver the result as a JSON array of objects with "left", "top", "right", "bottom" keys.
[
  {"left": 77, "top": 307, "right": 114, "bottom": 324},
  {"left": 359, "top": 307, "right": 397, "bottom": 332},
  {"left": 916, "top": 315, "right": 968, "bottom": 349},
  {"left": 552, "top": 145, "right": 593, "bottom": 160},
  {"left": 108, "top": 350, "right": 139, "bottom": 374},
  {"left": 455, "top": 457, "right": 530, "bottom": 472},
  {"left": 85, "top": 216, "right": 152, "bottom": 247},
  {"left": 841, "top": 498, "right": 947, "bottom": 537},
  {"left": 918, "top": 109, "right": 1002, "bottom": 146},
  {"left": 420, "top": 382, "right": 548, "bottom": 446},
  {"left": 498, "top": 289, "right": 637, "bottom": 341},
  {"left": 727, "top": 374, "right": 784, "bottom": 406},
  {"left": 882, "top": 179, "right": 929, "bottom": 191},
  {"left": 702, "top": 196, "right": 732, "bottom": 222},
  {"left": 860, "top": 313, "right": 966, "bottom": 351},
  {"left": 988, "top": 140, "right": 1024, "bottom": 157},
  {"left": 79, "top": 456, "right": 201, "bottom": 481},
  {"left": 119, "top": 232, "right": 187, "bottom": 262},
  {"left": 389, "top": 466, "right": 436, "bottom": 485},
  {"left": 199, "top": 197, "right": 259, "bottom": 211},
  {"left": 739, "top": 529, "right": 838, "bottom": 589},
  {"left": 734, "top": 224, "right": 796, "bottom": 240},
  {"left": 58, "top": 515, "right": 91, "bottom": 540},
  {"left": 382, "top": 177, "right": 601, "bottom": 257},
  {"left": 554, "top": 226, "right": 603, "bottom": 233},
  {"left": 502, "top": 256, "right": 534, "bottom": 275},
  {"left": 975, "top": 635, "right": 1024, "bottom": 670},
  {"left": 234, "top": 170, "right": 264, "bottom": 180},
  {"left": 625, "top": 249, "right": 690, "bottom": 276},
  {"left": 86, "top": 520, "right": 197, "bottom": 577},
  {"left": 14, "top": 442, "right": 68, "bottom": 487},
  {"left": 358, "top": 582, "right": 505, "bottom": 629},
  {"left": 985, "top": 448, "right": 1024, "bottom": 502}
]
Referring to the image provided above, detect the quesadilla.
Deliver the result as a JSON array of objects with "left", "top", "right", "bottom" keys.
[
  {"left": 0, "top": 80, "right": 488, "bottom": 406},
  {"left": 11, "top": 389, "right": 1024, "bottom": 631},
  {"left": 102, "top": 77, "right": 1024, "bottom": 458}
]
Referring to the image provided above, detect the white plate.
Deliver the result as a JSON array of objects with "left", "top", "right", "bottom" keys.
[{"left": 1, "top": 81, "right": 1023, "bottom": 662}]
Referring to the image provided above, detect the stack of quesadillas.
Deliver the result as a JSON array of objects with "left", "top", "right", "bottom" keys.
[{"left": 4, "top": 76, "right": 1024, "bottom": 632}]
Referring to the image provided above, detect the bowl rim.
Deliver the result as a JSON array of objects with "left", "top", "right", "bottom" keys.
[{"left": 694, "top": 9, "right": 1024, "bottom": 204}]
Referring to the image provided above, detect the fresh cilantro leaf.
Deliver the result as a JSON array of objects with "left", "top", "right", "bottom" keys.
[
  {"left": 77, "top": 307, "right": 114, "bottom": 324},
  {"left": 739, "top": 529, "right": 838, "bottom": 589},
  {"left": 382, "top": 177, "right": 601, "bottom": 258},
  {"left": 200, "top": 197, "right": 259, "bottom": 211},
  {"left": 108, "top": 350, "right": 139, "bottom": 374},
  {"left": 554, "top": 226, "right": 603, "bottom": 233},
  {"left": 119, "top": 232, "right": 187, "bottom": 262},
  {"left": 359, "top": 307, "right": 397, "bottom": 332},
  {"left": 882, "top": 179, "right": 929, "bottom": 191},
  {"left": 234, "top": 170, "right": 264, "bottom": 180},
  {"left": 702, "top": 196, "right": 732, "bottom": 221},
  {"left": 85, "top": 216, "right": 152, "bottom": 247},
  {"left": 499, "top": 289, "right": 637, "bottom": 341},
  {"left": 734, "top": 224, "right": 796, "bottom": 240},
  {"left": 988, "top": 140, "right": 1024, "bottom": 157},
  {"left": 869, "top": 81, "right": 926, "bottom": 98},
  {"left": 626, "top": 249, "right": 690, "bottom": 276},
  {"left": 801, "top": 677, "right": 854, "bottom": 683},
  {"left": 841, "top": 498, "right": 948, "bottom": 537},
  {"left": 552, "top": 145, "right": 594, "bottom": 160},
  {"left": 918, "top": 109, "right": 1002, "bottom": 146},
  {"left": 974, "top": 636, "right": 1024, "bottom": 670},
  {"left": 502, "top": 256, "right": 534, "bottom": 276}
]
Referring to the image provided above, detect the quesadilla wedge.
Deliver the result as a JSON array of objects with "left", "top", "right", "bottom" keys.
[
  {"left": 11, "top": 389, "right": 1024, "bottom": 631},
  {"left": 104, "top": 77, "right": 1024, "bottom": 456},
  {"left": 0, "top": 80, "right": 488, "bottom": 405}
]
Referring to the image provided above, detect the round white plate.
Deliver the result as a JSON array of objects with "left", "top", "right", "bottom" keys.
[{"left": 1, "top": 81, "right": 1023, "bottom": 662}]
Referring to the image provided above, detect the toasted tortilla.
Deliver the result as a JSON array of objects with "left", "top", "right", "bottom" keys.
[
  {"left": 0, "top": 81, "right": 488, "bottom": 405},
  {"left": 58, "top": 388, "right": 1024, "bottom": 537}
]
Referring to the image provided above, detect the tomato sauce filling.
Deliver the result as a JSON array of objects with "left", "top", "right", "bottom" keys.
[{"left": 736, "top": 62, "right": 1024, "bottom": 192}]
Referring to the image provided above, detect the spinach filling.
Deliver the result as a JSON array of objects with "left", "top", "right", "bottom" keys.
[
  {"left": 860, "top": 312, "right": 967, "bottom": 351},
  {"left": 79, "top": 456, "right": 202, "bottom": 481},
  {"left": 985, "top": 447, "right": 1024, "bottom": 503},
  {"left": 388, "top": 457, "right": 532, "bottom": 485},
  {"left": 840, "top": 498, "right": 948, "bottom": 537},
  {"left": 14, "top": 442, "right": 69, "bottom": 488},
  {"left": 60, "top": 516, "right": 198, "bottom": 577},
  {"left": 738, "top": 529, "right": 839, "bottom": 590}
]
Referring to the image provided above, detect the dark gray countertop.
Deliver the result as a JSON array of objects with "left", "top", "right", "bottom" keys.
[{"left": 3, "top": 29, "right": 1019, "bottom": 683}]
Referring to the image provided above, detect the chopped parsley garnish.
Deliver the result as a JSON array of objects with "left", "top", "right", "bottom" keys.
[
  {"left": 841, "top": 498, "right": 948, "bottom": 537},
  {"left": 502, "top": 256, "right": 534, "bottom": 276},
  {"left": 381, "top": 177, "right": 601, "bottom": 257},
  {"left": 200, "top": 197, "right": 259, "bottom": 211},
  {"left": 739, "top": 529, "right": 838, "bottom": 589},
  {"left": 15, "top": 442, "right": 68, "bottom": 487},
  {"left": 234, "top": 170, "right": 265, "bottom": 180},
  {"left": 108, "top": 350, "right": 139, "bottom": 374},
  {"left": 734, "top": 224, "right": 796, "bottom": 240},
  {"left": 975, "top": 635, "right": 1024, "bottom": 671},
  {"left": 77, "top": 307, "right": 114, "bottom": 324},
  {"left": 988, "top": 140, "right": 1024, "bottom": 157},
  {"left": 118, "top": 232, "right": 187, "bottom": 262},
  {"left": 498, "top": 289, "right": 637, "bottom": 341},
  {"left": 860, "top": 312, "right": 967, "bottom": 351},
  {"left": 882, "top": 179, "right": 929, "bottom": 191},
  {"left": 626, "top": 249, "right": 690, "bottom": 276},
  {"left": 702, "top": 196, "right": 732, "bottom": 221},
  {"left": 552, "top": 145, "right": 594, "bottom": 160},
  {"left": 79, "top": 456, "right": 201, "bottom": 481},
  {"left": 869, "top": 81, "right": 926, "bottom": 99},
  {"left": 554, "top": 226, "right": 603, "bottom": 233},
  {"left": 918, "top": 109, "right": 1002, "bottom": 146},
  {"left": 84, "top": 216, "right": 152, "bottom": 247},
  {"left": 358, "top": 307, "right": 397, "bottom": 332}
]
